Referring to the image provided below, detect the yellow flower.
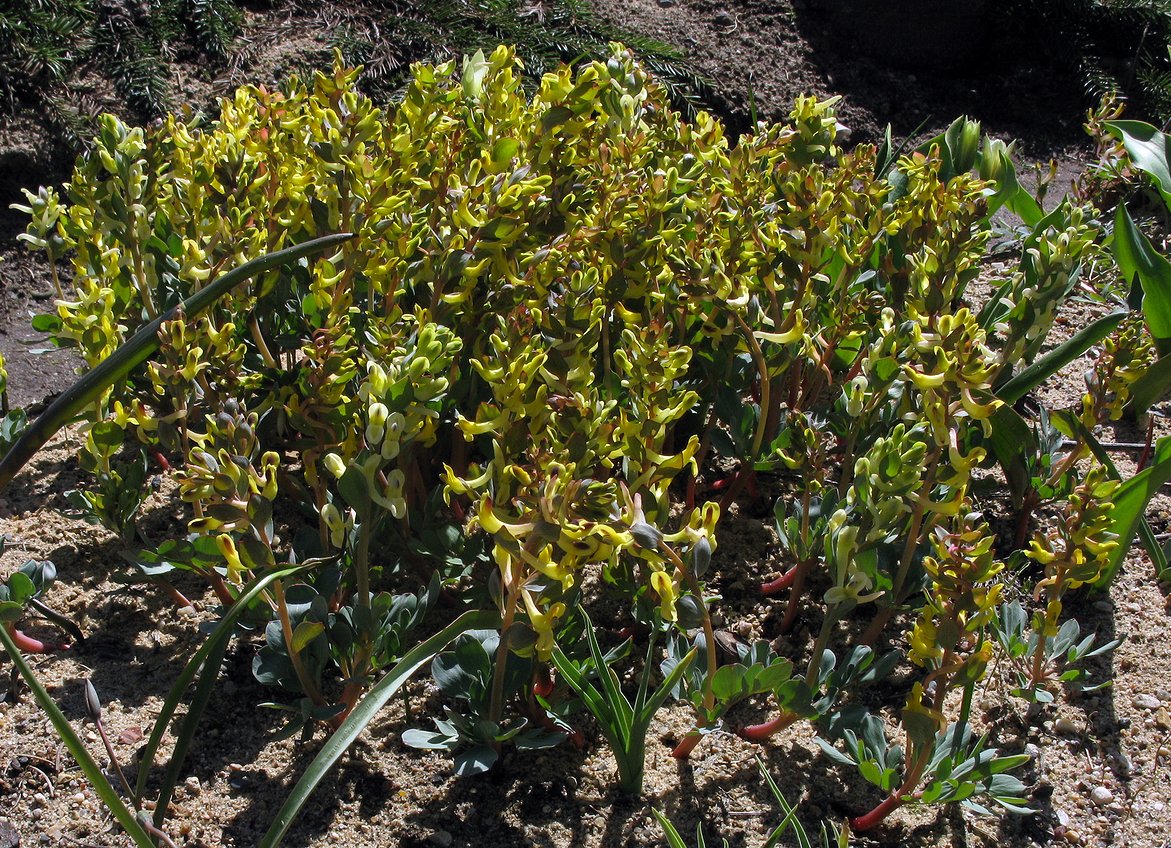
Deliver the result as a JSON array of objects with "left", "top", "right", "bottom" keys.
[
  {"left": 215, "top": 534, "right": 246, "bottom": 585},
  {"left": 650, "top": 568, "right": 679, "bottom": 623},
  {"left": 521, "top": 591, "right": 566, "bottom": 660}
]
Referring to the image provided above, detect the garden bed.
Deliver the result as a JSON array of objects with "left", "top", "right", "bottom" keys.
[{"left": 1, "top": 3, "right": 1170, "bottom": 848}]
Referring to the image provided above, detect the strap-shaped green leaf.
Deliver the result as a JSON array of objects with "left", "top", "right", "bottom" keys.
[
  {"left": 1115, "top": 205, "right": 1171, "bottom": 355},
  {"left": 136, "top": 563, "right": 315, "bottom": 803},
  {"left": 260, "top": 609, "right": 499, "bottom": 847},
  {"left": 996, "top": 309, "right": 1128, "bottom": 405}
]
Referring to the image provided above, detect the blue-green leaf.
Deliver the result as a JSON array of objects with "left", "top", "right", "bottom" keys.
[{"left": 1115, "top": 205, "right": 1171, "bottom": 355}]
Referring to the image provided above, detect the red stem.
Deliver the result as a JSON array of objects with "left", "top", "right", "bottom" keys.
[
  {"left": 759, "top": 565, "right": 798, "bottom": 595},
  {"left": 777, "top": 559, "right": 811, "bottom": 635},
  {"left": 1137, "top": 415, "right": 1156, "bottom": 472},
  {"left": 740, "top": 710, "right": 798, "bottom": 741},
  {"left": 5, "top": 623, "right": 68, "bottom": 653},
  {"left": 156, "top": 578, "right": 194, "bottom": 610},
  {"left": 671, "top": 732, "right": 703, "bottom": 759},
  {"left": 849, "top": 789, "right": 904, "bottom": 832}
]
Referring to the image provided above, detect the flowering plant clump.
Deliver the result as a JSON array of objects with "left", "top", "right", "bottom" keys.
[{"left": 9, "top": 44, "right": 1171, "bottom": 840}]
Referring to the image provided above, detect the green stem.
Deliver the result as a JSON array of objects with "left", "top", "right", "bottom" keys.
[
  {"left": 805, "top": 605, "right": 840, "bottom": 687},
  {"left": 663, "top": 542, "right": 716, "bottom": 718},
  {"left": 273, "top": 580, "right": 327, "bottom": 708},
  {"left": 488, "top": 581, "right": 520, "bottom": 730},
  {"left": 249, "top": 314, "right": 279, "bottom": 369}
]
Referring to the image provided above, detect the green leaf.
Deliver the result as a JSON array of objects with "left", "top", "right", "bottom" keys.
[
  {"left": 1096, "top": 436, "right": 1171, "bottom": 588},
  {"left": 291, "top": 621, "right": 325, "bottom": 654},
  {"left": 0, "top": 626, "right": 156, "bottom": 848},
  {"left": 0, "top": 232, "right": 354, "bottom": 493},
  {"left": 260, "top": 609, "right": 499, "bottom": 847},
  {"left": 1127, "top": 351, "right": 1171, "bottom": 413},
  {"left": 491, "top": 138, "right": 519, "bottom": 166},
  {"left": 652, "top": 809, "right": 690, "bottom": 848},
  {"left": 454, "top": 745, "right": 498, "bottom": 776},
  {"left": 6, "top": 571, "right": 36, "bottom": 606},
  {"left": 985, "top": 406, "right": 1035, "bottom": 506},
  {"left": 1105, "top": 120, "right": 1171, "bottom": 207},
  {"left": 996, "top": 309, "right": 1128, "bottom": 404},
  {"left": 711, "top": 664, "right": 746, "bottom": 702},
  {"left": 1115, "top": 206, "right": 1171, "bottom": 355}
]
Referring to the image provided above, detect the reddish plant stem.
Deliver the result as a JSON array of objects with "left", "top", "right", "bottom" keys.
[
  {"left": 1137, "top": 415, "right": 1156, "bottom": 472},
  {"left": 156, "top": 579, "right": 194, "bottom": 610},
  {"left": 4, "top": 623, "right": 67, "bottom": 653},
  {"left": 717, "top": 467, "right": 758, "bottom": 513},
  {"left": 778, "top": 558, "right": 812, "bottom": 635},
  {"left": 208, "top": 572, "right": 236, "bottom": 608},
  {"left": 848, "top": 789, "right": 905, "bottom": 832},
  {"left": 740, "top": 710, "right": 798, "bottom": 741},
  {"left": 759, "top": 565, "right": 798, "bottom": 595},
  {"left": 671, "top": 731, "right": 703, "bottom": 759}
]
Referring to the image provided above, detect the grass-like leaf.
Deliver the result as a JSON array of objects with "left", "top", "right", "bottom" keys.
[
  {"left": 995, "top": 309, "right": 1128, "bottom": 405},
  {"left": 552, "top": 608, "right": 696, "bottom": 795},
  {"left": 136, "top": 562, "right": 315, "bottom": 812},
  {"left": 260, "top": 609, "right": 500, "bottom": 848}
]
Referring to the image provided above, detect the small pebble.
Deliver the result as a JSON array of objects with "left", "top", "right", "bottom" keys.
[
  {"left": 1157, "top": 708, "right": 1171, "bottom": 730},
  {"left": 1134, "top": 693, "right": 1162, "bottom": 711},
  {"left": 1054, "top": 717, "right": 1079, "bottom": 735},
  {"left": 1064, "top": 828, "right": 1081, "bottom": 844},
  {"left": 428, "top": 830, "right": 453, "bottom": 848},
  {"left": 185, "top": 776, "right": 202, "bottom": 795},
  {"left": 177, "top": 605, "right": 197, "bottom": 618},
  {"left": 32, "top": 793, "right": 46, "bottom": 806},
  {"left": 1025, "top": 743, "right": 1042, "bottom": 761},
  {"left": 70, "top": 792, "right": 85, "bottom": 804},
  {"left": 714, "top": 10, "right": 734, "bottom": 26},
  {"left": 1090, "top": 786, "right": 1113, "bottom": 806}
]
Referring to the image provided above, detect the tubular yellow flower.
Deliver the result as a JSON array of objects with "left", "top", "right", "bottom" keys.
[
  {"left": 650, "top": 568, "right": 679, "bottom": 623},
  {"left": 215, "top": 534, "right": 246, "bottom": 585}
]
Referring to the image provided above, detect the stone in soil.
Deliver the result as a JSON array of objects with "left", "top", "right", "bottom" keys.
[{"left": 1090, "top": 786, "right": 1114, "bottom": 806}]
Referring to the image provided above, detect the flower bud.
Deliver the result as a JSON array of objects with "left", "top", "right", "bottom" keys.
[
  {"left": 366, "top": 402, "right": 389, "bottom": 445},
  {"left": 323, "top": 453, "right": 347, "bottom": 479}
]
